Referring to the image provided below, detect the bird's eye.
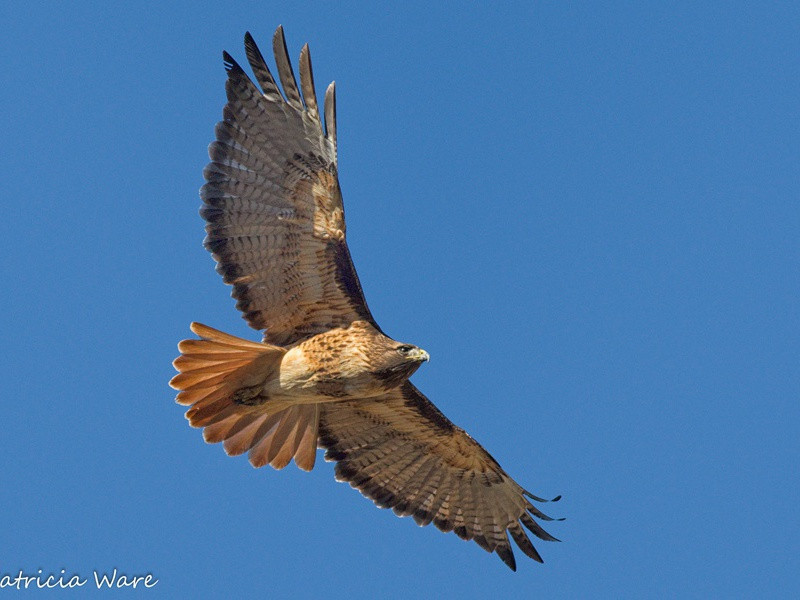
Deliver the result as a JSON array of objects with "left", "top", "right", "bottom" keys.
[{"left": 397, "top": 345, "right": 414, "bottom": 354}]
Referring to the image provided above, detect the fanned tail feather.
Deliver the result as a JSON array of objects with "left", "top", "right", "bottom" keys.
[{"left": 170, "top": 322, "right": 320, "bottom": 471}]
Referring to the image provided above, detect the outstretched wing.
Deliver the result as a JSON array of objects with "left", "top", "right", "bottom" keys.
[
  {"left": 318, "top": 382, "right": 562, "bottom": 571},
  {"left": 201, "top": 27, "right": 378, "bottom": 346}
]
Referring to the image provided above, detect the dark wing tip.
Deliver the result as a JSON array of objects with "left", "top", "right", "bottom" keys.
[
  {"left": 508, "top": 522, "right": 545, "bottom": 564},
  {"left": 523, "top": 489, "right": 562, "bottom": 503},
  {"left": 271, "top": 23, "right": 303, "bottom": 110},
  {"left": 243, "top": 31, "right": 256, "bottom": 54},
  {"left": 299, "top": 42, "right": 320, "bottom": 120},
  {"left": 242, "top": 29, "right": 283, "bottom": 100},
  {"left": 521, "top": 512, "right": 561, "bottom": 543},
  {"left": 496, "top": 545, "right": 517, "bottom": 571},
  {"left": 222, "top": 50, "right": 243, "bottom": 75},
  {"left": 222, "top": 50, "right": 234, "bottom": 71}
]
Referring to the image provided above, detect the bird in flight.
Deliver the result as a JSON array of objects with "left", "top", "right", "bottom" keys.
[{"left": 170, "top": 26, "right": 561, "bottom": 571}]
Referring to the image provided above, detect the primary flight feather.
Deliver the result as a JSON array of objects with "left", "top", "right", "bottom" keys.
[{"left": 171, "top": 26, "right": 561, "bottom": 571}]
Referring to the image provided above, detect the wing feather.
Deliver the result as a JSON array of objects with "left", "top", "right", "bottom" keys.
[
  {"left": 204, "top": 30, "right": 376, "bottom": 345},
  {"left": 393, "top": 456, "right": 438, "bottom": 517},
  {"left": 272, "top": 26, "right": 304, "bottom": 110},
  {"left": 324, "top": 82, "right": 337, "bottom": 148},
  {"left": 299, "top": 44, "right": 320, "bottom": 122},
  {"left": 318, "top": 382, "right": 561, "bottom": 569},
  {"left": 412, "top": 464, "right": 446, "bottom": 527},
  {"left": 243, "top": 32, "right": 282, "bottom": 102}
]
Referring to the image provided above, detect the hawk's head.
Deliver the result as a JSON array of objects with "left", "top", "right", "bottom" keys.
[{"left": 372, "top": 341, "right": 429, "bottom": 389}]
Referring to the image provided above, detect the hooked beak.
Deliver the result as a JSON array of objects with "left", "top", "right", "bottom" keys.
[{"left": 408, "top": 348, "right": 430, "bottom": 362}]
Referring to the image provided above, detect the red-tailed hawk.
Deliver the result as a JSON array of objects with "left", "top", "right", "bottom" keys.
[{"left": 170, "top": 26, "right": 561, "bottom": 571}]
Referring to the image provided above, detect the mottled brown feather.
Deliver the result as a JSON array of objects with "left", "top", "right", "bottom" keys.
[
  {"left": 203, "top": 29, "right": 378, "bottom": 345},
  {"left": 319, "top": 382, "right": 559, "bottom": 570}
]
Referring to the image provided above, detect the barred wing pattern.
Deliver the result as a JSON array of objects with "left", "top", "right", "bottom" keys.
[
  {"left": 201, "top": 28, "right": 377, "bottom": 346},
  {"left": 196, "top": 28, "right": 561, "bottom": 571},
  {"left": 319, "top": 382, "right": 562, "bottom": 571}
]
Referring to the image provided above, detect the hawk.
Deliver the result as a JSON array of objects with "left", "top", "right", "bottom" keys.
[{"left": 170, "top": 26, "right": 561, "bottom": 571}]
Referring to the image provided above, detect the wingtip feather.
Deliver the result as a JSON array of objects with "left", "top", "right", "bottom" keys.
[
  {"left": 299, "top": 42, "right": 320, "bottom": 120},
  {"left": 272, "top": 24, "right": 303, "bottom": 109},
  {"left": 324, "top": 80, "right": 337, "bottom": 144},
  {"left": 496, "top": 545, "right": 517, "bottom": 571},
  {"left": 222, "top": 50, "right": 238, "bottom": 73}
]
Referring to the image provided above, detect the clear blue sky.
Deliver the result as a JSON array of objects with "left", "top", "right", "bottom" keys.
[{"left": 2, "top": 1, "right": 798, "bottom": 597}]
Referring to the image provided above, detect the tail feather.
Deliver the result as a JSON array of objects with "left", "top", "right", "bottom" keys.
[
  {"left": 172, "top": 358, "right": 254, "bottom": 376},
  {"left": 223, "top": 414, "right": 272, "bottom": 456},
  {"left": 266, "top": 408, "right": 300, "bottom": 462},
  {"left": 177, "top": 339, "right": 262, "bottom": 355},
  {"left": 187, "top": 395, "right": 237, "bottom": 426},
  {"left": 202, "top": 408, "right": 247, "bottom": 444},
  {"left": 245, "top": 404, "right": 320, "bottom": 471},
  {"left": 270, "top": 428, "right": 301, "bottom": 469},
  {"left": 294, "top": 405, "right": 320, "bottom": 471},
  {"left": 187, "top": 321, "right": 269, "bottom": 348},
  {"left": 252, "top": 406, "right": 300, "bottom": 469},
  {"left": 171, "top": 369, "right": 241, "bottom": 392},
  {"left": 280, "top": 405, "right": 314, "bottom": 468},
  {"left": 244, "top": 412, "right": 286, "bottom": 463},
  {"left": 170, "top": 322, "right": 321, "bottom": 471}
]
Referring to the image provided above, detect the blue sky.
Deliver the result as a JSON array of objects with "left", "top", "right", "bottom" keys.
[{"left": 2, "top": 1, "right": 798, "bottom": 597}]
